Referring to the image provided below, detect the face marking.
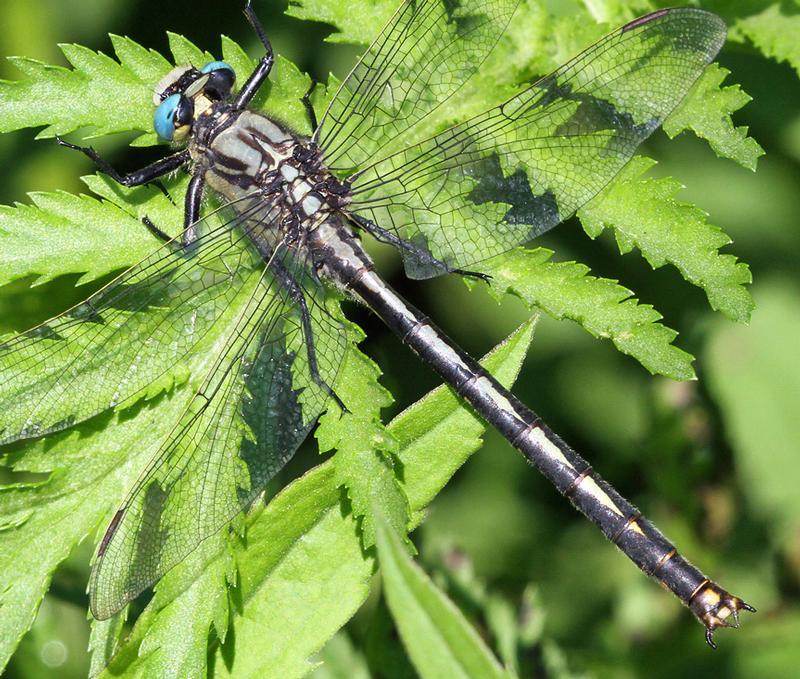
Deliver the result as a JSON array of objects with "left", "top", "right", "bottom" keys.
[{"left": 194, "top": 94, "right": 214, "bottom": 118}]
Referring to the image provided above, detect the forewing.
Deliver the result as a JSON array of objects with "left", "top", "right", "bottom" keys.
[
  {"left": 346, "top": 9, "right": 727, "bottom": 277},
  {"left": 89, "top": 241, "right": 348, "bottom": 619},
  {"left": 0, "top": 200, "right": 266, "bottom": 445},
  {"left": 316, "top": 0, "right": 519, "bottom": 173}
]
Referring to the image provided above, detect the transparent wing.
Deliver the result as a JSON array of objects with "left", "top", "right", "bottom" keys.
[
  {"left": 89, "top": 235, "right": 348, "bottom": 619},
  {"left": 345, "top": 9, "right": 727, "bottom": 277},
  {"left": 0, "top": 198, "right": 268, "bottom": 445},
  {"left": 316, "top": 0, "right": 519, "bottom": 173}
]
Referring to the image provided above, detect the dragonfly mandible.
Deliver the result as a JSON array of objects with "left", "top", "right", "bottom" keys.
[{"left": 0, "top": 0, "right": 753, "bottom": 646}]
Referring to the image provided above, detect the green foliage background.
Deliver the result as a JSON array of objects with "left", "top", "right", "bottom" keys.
[{"left": 0, "top": 0, "right": 798, "bottom": 676}]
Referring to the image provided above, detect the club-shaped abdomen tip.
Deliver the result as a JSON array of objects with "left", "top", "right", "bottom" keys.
[{"left": 690, "top": 581, "right": 755, "bottom": 648}]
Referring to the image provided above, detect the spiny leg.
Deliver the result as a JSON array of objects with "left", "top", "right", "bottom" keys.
[
  {"left": 142, "top": 172, "right": 205, "bottom": 249},
  {"left": 56, "top": 137, "right": 205, "bottom": 250},
  {"left": 348, "top": 212, "right": 492, "bottom": 282},
  {"left": 142, "top": 216, "right": 174, "bottom": 244},
  {"left": 233, "top": 1, "right": 275, "bottom": 110},
  {"left": 270, "top": 259, "right": 348, "bottom": 413},
  {"left": 180, "top": 172, "right": 206, "bottom": 246},
  {"left": 56, "top": 138, "right": 189, "bottom": 187},
  {"left": 302, "top": 81, "right": 319, "bottom": 132}
]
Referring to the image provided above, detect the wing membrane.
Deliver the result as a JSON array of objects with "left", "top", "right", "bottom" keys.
[
  {"left": 346, "top": 9, "right": 726, "bottom": 276},
  {"left": 316, "top": 0, "right": 519, "bottom": 173},
  {"left": 89, "top": 239, "right": 348, "bottom": 619},
  {"left": 0, "top": 200, "right": 267, "bottom": 445}
]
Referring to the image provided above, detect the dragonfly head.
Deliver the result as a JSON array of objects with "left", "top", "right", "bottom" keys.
[{"left": 152, "top": 61, "right": 236, "bottom": 143}]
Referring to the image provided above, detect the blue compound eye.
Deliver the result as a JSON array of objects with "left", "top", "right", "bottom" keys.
[
  {"left": 154, "top": 93, "right": 181, "bottom": 141},
  {"left": 201, "top": 60, "right": 234, "bottom": 75},
  {"left": 153, "top": 94, "right": 194, "bottom": 142},
  {"left": 200, "top": 61, "right": 236, "bottom": 101}
]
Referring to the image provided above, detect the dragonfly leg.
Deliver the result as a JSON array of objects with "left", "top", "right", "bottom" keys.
[
  {"left": 141, "top": 215, "right": 173, "bottom": 244},
  {"left": 450, "top": 268, "right": 493, "bottom": 283},
  {"left": 57, "top": 136, "right": 199, "bottom": 246},
  {"left": 234, "top": 2, "right": 275, "bottom": 110},
  {"left": 271, "top": 258, "right": 348, "bottom": 413},
  {"left": 142, "top": 174, "right": 205, "bottom": 250},
  {"left": 55, "top": 137, "right": 189, "bottom": 187},
  {"left": 302, "top": 81, "right": 319, "bottom": 133},
  {"left": 181, "top": 172, "right": 205, "bottom": 246},
  {"left": 349, "top": 212, "right": 488, "bottom": 280},
  {"left": 142, "top": 172, "right": 205, "bottom": 249}
]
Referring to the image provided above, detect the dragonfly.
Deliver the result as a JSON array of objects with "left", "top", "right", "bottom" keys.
[{"left": 0, "top": 0, "right": 753, "bottom": 647}]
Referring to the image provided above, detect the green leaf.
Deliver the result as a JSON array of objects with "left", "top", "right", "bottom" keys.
[
  {"left": 166, "top": 32, "right": 215, "bottom": 69},
  {"left": 0, "top": 38, "right": 169, "bottom": 140},
  {"left": 0, "top": 182, "right": 171, "bottom": 288},
  {"left": 704, "top": 280, "right": 800, "bottom": 542},
  {"left": 98, "top": 534, "right": 231, "bottom": 678},
  {"left": 375, "top": 514, "right": 515, "bottom": 679},
  {"left": 105, "top": 322, "right": 534, "bottom": 679},
  {"left": 735, "top": 4, "right": 800, "bottom": 79},
  {"left": 579, "top": 156, "right": 754, "bottom": 325},
  {"left": 285, "top": 0, "right": 397, "bottom": 45},
  {"left": 482, "top": 248, "right": 695, "bottom": 380},
  {"left": 210, "top": 466, "right": 369, "bottom": 679},
  {"left": 313, "top": 325, "right": 409, "bottom": 549},
  {"left": 663, "top": 63, "right": 764, "bottom": 171},
  {"left": 0, "top": 386, "right": 193, "bottom": 673}
]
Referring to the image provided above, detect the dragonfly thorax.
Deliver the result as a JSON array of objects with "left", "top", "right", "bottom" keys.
[{"left": 195, "top": 110, "right": 350, "bottom": 239}]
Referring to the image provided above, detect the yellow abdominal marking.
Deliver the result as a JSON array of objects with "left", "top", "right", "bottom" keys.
[{"left": 577, "top": 476, "right": 625, "bottom": 517}]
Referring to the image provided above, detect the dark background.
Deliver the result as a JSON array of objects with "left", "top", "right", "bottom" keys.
[{"left": 2, "top": 0, "right": 799, "bottom": 676}]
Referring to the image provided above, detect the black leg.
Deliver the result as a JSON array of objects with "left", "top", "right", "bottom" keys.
[
  {"left": 56, "top": 137, "right": 189, "bottom": 187},
  {"left": 154, "top": 180, "right": 176, "bottom": 203},
  {"left": 233, "top": 2, "right": 275, "bottom": 110},
  {"left": 302, "top": 81, "right": 319, "bottom": 133},
  {"left": 182, "top": 173, "right": 205, "bottom": 246},
  {"left": 449, "top": 268, "right": 492, "bottom": 283},
  {"left": 270, "top": 258, "right": 348, "bottom": 413},
  {"left": 348, "top": 212, "right": 492, "bottom": 282},
  {"left": 142, "top": 216, "right": 174, "bottom": 244},
  {"left": 142, "top": 172, "right": 206, "bottom": 250}
]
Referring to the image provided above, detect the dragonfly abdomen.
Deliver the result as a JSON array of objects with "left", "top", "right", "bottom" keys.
[{"left": 311, "top": 218, "right": 752, "bottom": 645}]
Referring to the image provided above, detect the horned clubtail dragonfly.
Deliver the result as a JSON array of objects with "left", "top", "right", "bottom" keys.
[{"left": 0, "top": 0, "right": 752, "bottom": 647}]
